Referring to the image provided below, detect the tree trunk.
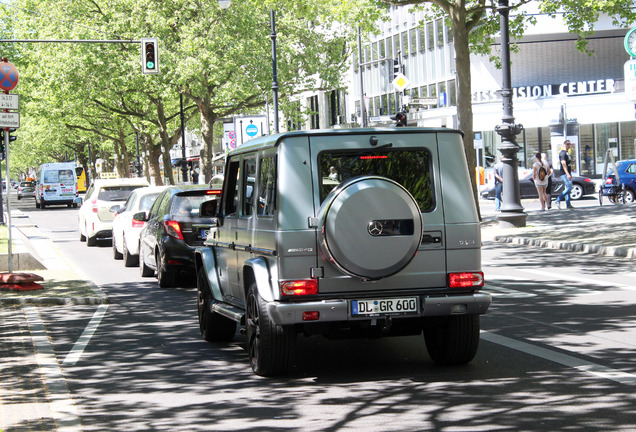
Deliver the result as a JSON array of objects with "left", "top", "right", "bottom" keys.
[
  {"left": 452, "top": 10, "right": 481, "bottom": 219},
  {"left": 198, "top": 101, "right": 216, "bottom": 183}
]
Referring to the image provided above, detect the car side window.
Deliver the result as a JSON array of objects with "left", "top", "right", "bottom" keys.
[
  {"left": 223, "top": 159, "right": 240, "bottom": 217},
  {"left": 149, "top": 192, "right": 167, "bottom": 218},
  {"left": 627, "top": 164, "right": 636, "bottom": 175},
  {"left": 257, "top": 155, "right": 276, "bottom": 217},
  {"left": 242, "top": 157, "right": 257, "bottom": 217}
]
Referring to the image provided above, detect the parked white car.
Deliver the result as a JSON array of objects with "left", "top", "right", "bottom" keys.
[
  {"left": 111, "top": 186, "right": 167, "bottom": 266},
  {"left": 78, "top": 178, "right": 150, "bottom": 246}
]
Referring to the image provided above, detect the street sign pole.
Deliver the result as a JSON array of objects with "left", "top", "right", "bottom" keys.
[{"left": 4, "top": 121, "right": 11, "bottom": 273}]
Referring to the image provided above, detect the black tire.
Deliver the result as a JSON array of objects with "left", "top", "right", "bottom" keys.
[
  {"left": 197, "top": 267, "right": 236, "bottom": 342},
  {"left": 80, "top": 232, "right": 86, "bottom": 242},
  {"left": 17, "top": 196, "right": 21, "bottom": 200},
  {"left": 72, "top": 202, "right": 78, "bottom": 208},
  {"left": 156, "top": 249, "right": 175, "bottom": 288},
  {"left": 246, "top": 282, "right": 295, "bottom": 376},
  {"left": 40, "top": 202, "right": 46, "bottom": 209},
  {"left": 424, "top": 314, "right": 480, "bottom": 365},
  {"left": 86, "top": 235, "right": 97, "bottom": 247},
  {"left": 123, "top": 236, "right": 139, "bottom": 267},
  {"left": 139, "top": 248, "right": 154, "bottom": 277},
  {"left": 112, "top": 235, "right": 123, "bottom": 260},
  {"left": 624, "top": 188, "right": 635, "bottom": 204},
  {"left": 35, "top": 201, "right": 40, "bottom": 209},
  {"left": 598, "top": 189, "right": 603, "bottom": 206}
]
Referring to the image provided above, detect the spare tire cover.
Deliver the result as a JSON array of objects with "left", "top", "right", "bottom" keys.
[{"left": 318, "top": 176, "right": 423, "bottom": 280}]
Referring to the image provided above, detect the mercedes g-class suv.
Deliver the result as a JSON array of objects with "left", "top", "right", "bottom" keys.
[{"left": 195, "top": 127, "right": 491, "bottom": 376}]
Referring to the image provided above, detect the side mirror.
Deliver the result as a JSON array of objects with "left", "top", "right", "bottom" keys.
[
  {"left": 75, "top": 197, "right": 83, "bottom": 205},
  {"left": 133, "top": 211, "right": 148, "bottom": 222}
]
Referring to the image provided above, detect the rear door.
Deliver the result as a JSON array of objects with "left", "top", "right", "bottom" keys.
[{"left": 308, "top": 131, "right": 447, "bottom": 294}]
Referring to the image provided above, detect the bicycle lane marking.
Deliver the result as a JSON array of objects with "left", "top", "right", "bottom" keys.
[
  {"left": 24, "top": 306, "right": 83, "bottom": 432},
  {"left": 62, "top": 304, "right": 109, "bottom": 366}
]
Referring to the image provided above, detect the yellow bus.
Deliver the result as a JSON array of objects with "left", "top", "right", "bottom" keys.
[{"left": 75, "top": 166, "right": 87, "bottom": 193}]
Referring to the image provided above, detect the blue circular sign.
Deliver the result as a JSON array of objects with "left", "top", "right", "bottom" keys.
[{"left": 245, "top": 124, "right": 258, "bottom": 137}]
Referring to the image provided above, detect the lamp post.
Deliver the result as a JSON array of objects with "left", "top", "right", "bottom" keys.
[
  {"left": 495, "top": 0, "right": 526, "bottom": 228},
  {"left": 180, "top": 92, "right": 188, "bottom": 183}
]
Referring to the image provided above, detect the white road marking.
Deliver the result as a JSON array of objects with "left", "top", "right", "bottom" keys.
[
  {"left": 63, "top": 304, "right": 109, "bottom": 366},
  {"left": 482, "top": 331, "right": 636, "bottom": 385},
  {"left": 23, "top": 306, "right": 83, "bottom": 432}
]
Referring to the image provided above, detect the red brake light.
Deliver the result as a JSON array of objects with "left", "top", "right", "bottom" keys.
[
  {"left": 280, "top": 279, "right": 318, "bottom": 296},
  {"left": 449, "top": 272, "right": 484, "bottom": 288},
  {"left": 207, "top": 189, "right": 222, "bottom": 195},
  {"left": 606, "top": 177, "right": 614, "bottom": 185},
  {"left": 163, "top": 220, "right": 184, "bottom": 240},
  {"left": 91, "top": 198, "right": 98, "bottom": 213},
  {"left": 132, "top": 218, "right": 145, "bottom": 228}
]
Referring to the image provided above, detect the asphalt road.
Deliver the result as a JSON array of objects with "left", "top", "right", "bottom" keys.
[{"left": 10, "top": 194, "right": 636, "bottom": 431}]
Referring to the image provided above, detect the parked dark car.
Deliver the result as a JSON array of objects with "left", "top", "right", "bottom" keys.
[
  {"left": 481, "top": 172, "right": 595, "bottom": 201},
  {"left": 603, "top": 159, "right": 636, "bottom": 203},
  {"left": 17, "top": 181, "right": 36, "bottom": 199},
  {"left": 137, "top": 185, "right": 221, "bottom": 288}
]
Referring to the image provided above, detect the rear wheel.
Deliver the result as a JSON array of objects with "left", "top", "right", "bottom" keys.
[
  {"left": 40, "top": 202, "right": 46, "bottom": 209},
  {"left": 197, "top": 267, "right": 236, "bottom": 342},
  {"left": 86, "top": 227, "right": 97, "bottom": 247},
  {"left": 624, "top": 188, "right": 635, "bottom": 204},
  {"left": 570, "top": 183, "right": 584, "bottom": 200},
  {"left": 246, "top": 283, "right": 295, "bottom": 376},
  {"left": 424, "top": 315, "right": 480, "bottom": 365},
  {"left": 156, "top": 249, "right": 175, "bottom": 288}
]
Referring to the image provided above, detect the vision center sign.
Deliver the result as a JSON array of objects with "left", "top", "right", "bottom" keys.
[{"left": 473, "top": 78, "right": 616, "bottom": 104}]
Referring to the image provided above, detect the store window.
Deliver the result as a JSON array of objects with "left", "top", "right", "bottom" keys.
[
  {"left": 427, "top": 22, "right": 434, "bottom": 51},
  {"left": 620, "top": 121, "right": 636, "bottom": 160},
  {"left": 418, "top": 27, "right": 426, "bottom": 52},
  {"left": 401, "top": 31, "right": 409, "bottom": 56},
  {"left": 595, "top": 122, "right": 618, "bottom": 174},
  {"left": 409, "top": 29, "right": 417, "bottom": 54}
]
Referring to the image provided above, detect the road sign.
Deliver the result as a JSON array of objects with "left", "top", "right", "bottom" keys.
[
  {"left": 234, "top": 115, "right": 268, "bottom": 147},
  {"left": 391, "top": 72, "right": 410, "bottom": 91},
  {"left": 0, "top": 112, "right": 19, "bottom": 128},
  {"left": 0, "top": 60, "right": 18, "bottom": 92},
  {"left": 0, "top": 94, "right": 19, "bottom": 110},
  {"left": 625, "top": 59, "right": 636, "bottom": 101}
]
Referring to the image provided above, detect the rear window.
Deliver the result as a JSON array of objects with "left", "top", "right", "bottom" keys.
[
  {"left": 98, "top": 185, "right": 145, "bottom": 202},
  {"left": 43, "top": 169, "right": 75, "bottom": 184},
  {"left": 319, "top": 149, "right": 434, "bottom": 211},
  {"left": 170, "top": 193, "right": 215, "bottom": 217}
]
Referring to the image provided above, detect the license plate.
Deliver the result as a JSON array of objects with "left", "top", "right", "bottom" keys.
[{"left": 351, "top": 297, "right": 418, "bottom": 317}]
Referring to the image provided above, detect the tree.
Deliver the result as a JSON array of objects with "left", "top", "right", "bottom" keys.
[{"left": 381, "top": 0, "right": 636, "bottom": 215}]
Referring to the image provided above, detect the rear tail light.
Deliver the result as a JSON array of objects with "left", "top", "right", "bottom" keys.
[
  {"left": 91, "top": 198, "right": 98, "bottom": 213},
  {"left": 302, "top": 311, "right": 320, "bottom": 321},
  {"left": 448, "top": 272, "right": 484, "bottom": 288},
  {"left": 132, "top": 218, "right": 145, "bottom": 228},
  {"left": 280, "top": 279, "right": 318, "bottom": 296},
  {"left": 207, "top": 189, "right": 222, "bottom": 195},
  {"left": 163, "top": 220, "right": 184, "bottom": 240}
]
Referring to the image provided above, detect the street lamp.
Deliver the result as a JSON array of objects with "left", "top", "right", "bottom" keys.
[
  {"left": 218, "top": 0, "right": 279, "bottom": 133},
  {"left": 495, "top": 0, "right": 527, "bottom": 228}
]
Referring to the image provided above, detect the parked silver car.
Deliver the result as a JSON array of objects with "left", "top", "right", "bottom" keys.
[{"left": 195, "top": 127, "right": 490, "bottom": 376}]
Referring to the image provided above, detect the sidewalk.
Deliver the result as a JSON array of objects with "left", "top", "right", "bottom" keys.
[
  {"left": 0, "top": 210, "right": 107, "bottom": 306},
  {"left": 482, "top": 204, "right": 636, "bottom": 259}
]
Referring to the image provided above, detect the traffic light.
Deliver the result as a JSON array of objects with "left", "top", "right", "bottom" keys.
[
  {"left": 392, "top": 59, "right": 400, "bottom": 80},
  {"left": 392, "top": 111, "right": 407, "bottom": 127},
  {"left": 2, "top": 128, "right": 16, "bottom": 142},
  {"left": 141, "top": 38, "right": 159, "bottom": 74}
]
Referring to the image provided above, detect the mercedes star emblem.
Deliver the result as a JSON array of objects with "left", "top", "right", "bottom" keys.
[{"left": 367, "top": 220, "right": 383, "bottom": 236}]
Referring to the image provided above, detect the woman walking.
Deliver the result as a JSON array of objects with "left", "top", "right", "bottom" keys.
[{"left": 533, "top": 152, "right": 551, "bottom": 210}]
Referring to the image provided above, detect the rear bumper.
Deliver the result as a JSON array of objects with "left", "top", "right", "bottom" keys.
[{"left": 266, "top": 292, "right": 492, "bottom": 325}]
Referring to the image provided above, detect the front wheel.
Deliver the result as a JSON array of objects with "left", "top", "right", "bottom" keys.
[
  {"left": 197, "top": 267, "right": 236, "bottom": 342},
  {"left": 112, "top": 235, "right": 123, "bottom": 260},
  {"left": 424, "top": 314, "right": 480, "bottom": 365},
  {"left": 139, "top": 247, "right": 154, "bottom": 277},
  {"left": 570, "top": 183, "right": 584, "bottom": 200},
  {"left": 246, "top": 283, "right": 296, "bottom": 376}
]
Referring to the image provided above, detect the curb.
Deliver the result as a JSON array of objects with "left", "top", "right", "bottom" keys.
[
  {"left": 0, "top": 296, "right": 109, "bottom": 306},
  {"left": 494, "top": 235, "right": 636, "bottom": 259}
]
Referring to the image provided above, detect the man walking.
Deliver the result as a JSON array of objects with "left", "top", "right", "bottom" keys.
[
  {"left": 555, "top": 140, "right": 574, "bottom": 209},
  {"left": 494, "top": 155, "right": 504, "bottom": 212}
]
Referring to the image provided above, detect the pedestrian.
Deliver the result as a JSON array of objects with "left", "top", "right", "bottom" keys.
[
  {"left": 532, "top": 152, "right": 550, "bottom": 211},
  {"left": 494, "top": 155, "right": 504, "bottom": 212},
  {"left": 191, "top": 167, "right": 199, "bottom": 184},
  {"left": 328, "top": 166, "right": 339, "bottom": 182},
  {"left": 541, "top": 152, "right": 553, "bottom": 208},
  {"left": 555, "top": 140, "right": 574, "bottom": 209}
]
